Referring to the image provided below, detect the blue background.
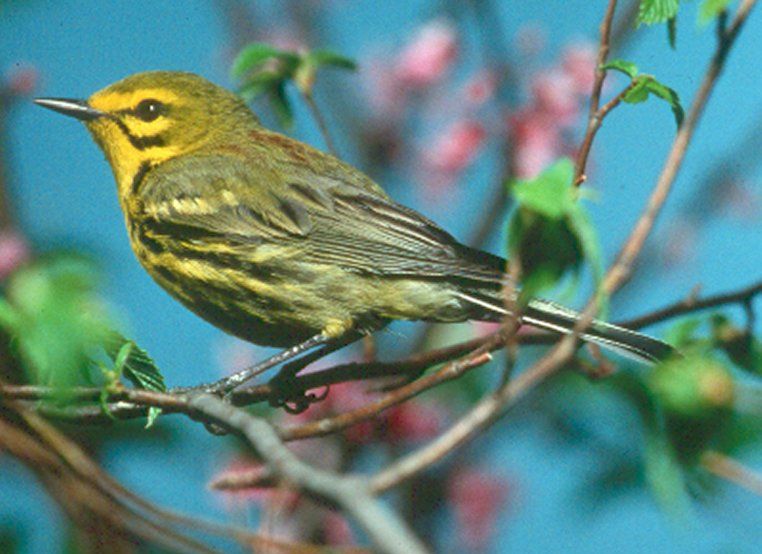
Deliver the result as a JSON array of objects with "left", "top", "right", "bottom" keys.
[{"left": 2, "top": 1, "right": 761, "bottom": 552}]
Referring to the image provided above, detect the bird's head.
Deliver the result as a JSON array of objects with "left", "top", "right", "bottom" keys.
[{"left": 35, "top": 71, "right": 260, "bottom": 192}]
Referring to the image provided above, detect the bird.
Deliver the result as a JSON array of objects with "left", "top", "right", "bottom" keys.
[{"left": 34, "top": 71, "right": 674, "bottom": 401}]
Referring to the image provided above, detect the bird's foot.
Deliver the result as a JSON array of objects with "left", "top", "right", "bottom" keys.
[{"left": 267, "top": 374, "right": 330, "bottom": 414}]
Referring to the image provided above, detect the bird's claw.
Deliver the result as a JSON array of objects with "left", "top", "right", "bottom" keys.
[{"left": 268, "top": 379, "right": 330, "bottom": 414}]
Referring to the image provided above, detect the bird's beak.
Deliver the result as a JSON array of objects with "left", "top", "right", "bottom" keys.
[{"left": 34, "top": 97, "right": 106, "bottom": 121}]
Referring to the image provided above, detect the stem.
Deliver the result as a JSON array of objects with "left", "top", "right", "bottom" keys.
[{"left": 303, "top": 91, "right": 339, "bottom": 156}]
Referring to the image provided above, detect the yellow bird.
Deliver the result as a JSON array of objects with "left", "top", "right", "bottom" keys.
[{"left": 35, "top": 72, "right": 673, "bottom": 399}]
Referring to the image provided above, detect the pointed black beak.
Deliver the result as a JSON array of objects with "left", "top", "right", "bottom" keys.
[{"left": 34, "top": 97, "right": 106, "bottom": 121}]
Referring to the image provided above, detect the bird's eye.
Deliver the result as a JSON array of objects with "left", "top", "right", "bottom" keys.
[{"left": 134, "top": 99, "right": 165, "bottom": 122}]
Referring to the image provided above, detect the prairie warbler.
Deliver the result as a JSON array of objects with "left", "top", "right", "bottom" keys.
[{"left": 35, "top": 72, "right": 673, "bottom": 398}]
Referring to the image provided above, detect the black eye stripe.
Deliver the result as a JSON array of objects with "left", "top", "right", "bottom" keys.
[{"left": 111, "top": 117, "right": 166, "bottom": 150}]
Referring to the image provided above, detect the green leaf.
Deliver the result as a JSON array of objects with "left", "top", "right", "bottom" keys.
[
  {"left": 667, "top": 16, "right": 677, "bottom": 48},
  {"left": 3, "top": 254, "right": 111, "bottom": 388},
  {"left": 269, "top": 81, "right": 294, "bottom": 129},
  {"left": 664, "top": 317, "right": 705, "bottom": 349},
  {"left": 642, "top": 420, "right": 693, "bottom": 519},
  {"left": 231, "top": 43, "right": 299, "bottom": 78},
  {"left": 710, "top": 315, "right": 762, "bottom": 375},
  {"left": 308, "top": 50, "right": 358, "bottom": 71},
  {"left": 623, "top": 79, "right": 651, "bottom": 104},
  {"left": 567, "top": 203, "right": 604, "bottom": 289},
  {"left": 699, "top": 0, "right": 734, "bottom": 24},
  {"left": 602, "top": 59, "right": 639, "bottom": 78},
  {"left": 644, "top": 78, "right": 684, "bottom": 127},
  {"left": 622, "top": 75, "right": 684, "bottom": 128},
  {"left": 638, "top": 0, "right": 681, "bottom": 25},
  {"left": 506, "top": 158, "right": 602, "bottom": 299},
  {"left": 0, "top": 297, "right": 20, "bottom": 331},
  {"left": 508, "top": 210, "right": 586, "bottom": 299},
  {"left": 104, "top": 332, "right": 166, "bottom": 428},
  {"left": 237, "top": 70, "right": 284, "bottom": 101},
  {"left": 510, "top": 158, "right": 575, "bottom": 219},
  {"left": 648, "top": 355, "right": 734, "bottom": 419}
]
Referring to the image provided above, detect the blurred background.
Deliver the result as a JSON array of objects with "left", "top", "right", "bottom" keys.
[{"left": 1, "top": 0, "right": 761, "bottom": 552}]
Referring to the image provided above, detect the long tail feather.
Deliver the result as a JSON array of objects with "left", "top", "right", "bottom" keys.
[{"left": 456, "top": 291, "right": 675, "bottom": 364}]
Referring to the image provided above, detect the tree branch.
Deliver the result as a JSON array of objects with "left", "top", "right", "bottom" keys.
[
  {"left": 573, "top": 0, "right": 618, "bottom": 186},
  {"left": 186, "top": 393, "right": 428, "bottom": 554}
]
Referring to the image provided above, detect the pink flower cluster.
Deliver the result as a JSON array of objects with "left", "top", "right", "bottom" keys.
[
  {"left": 509, "top": 44, "right": 597, "bottom": 179},
  {"left": 394, "top": 19, "right": 458, "bottom": 90},
  {"left": 363, "top": 19, "right": 490, "bottom": 186},
  {"left": 0, "top": 231, "right": 30, "bottom": 280},
  {"left": 286, "top": 380, "right": 448, "bottom": 446},
  {"left": 448, "top": 467, "right": 512, "bottom": 551}
]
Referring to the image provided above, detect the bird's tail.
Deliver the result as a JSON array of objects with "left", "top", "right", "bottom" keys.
[{"left": 456, "top": 290, "right": 675, "bottom": 364}]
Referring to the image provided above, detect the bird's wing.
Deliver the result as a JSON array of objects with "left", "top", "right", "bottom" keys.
[
  {"left": 135, "top": 152, "right": 504, "bottom": 284},
  {"left": 292, "top": 184, "right": 504, "bottom": 282},
  {"left": 136, "top": 153, "right": 313, "bottom": 242}
]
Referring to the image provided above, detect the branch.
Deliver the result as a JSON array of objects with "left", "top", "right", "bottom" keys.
[
  {"left": 621, "top": 280, "right": 762, "bottom": 329},
  {"left": 3, "top": 274, "right": 760, "bottom": 427},
  {"left": 573, "top": 0, "right": 619, "bottom": 186},
  {"left": 701, "top": 450, "right": 762, "bottom": 497},
  {"left": 303, "top": 91, "right": 339, "bottom": 156},
  {"left": 186, "top": 393, "right": 428, "bottom": 554},
  {"left": 369, "top": 0, "right": 760, "bottom": 492},
  {"left": 0, "top": 398, "right": 300, "bottom": 553}
]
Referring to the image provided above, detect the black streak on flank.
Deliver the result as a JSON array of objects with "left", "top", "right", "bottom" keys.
[
  {"left": 130, "top": 161, "right": 153, "bottom": 195},
  {"left": 112, "top": 118, "right": 166, "bottom": 150}
]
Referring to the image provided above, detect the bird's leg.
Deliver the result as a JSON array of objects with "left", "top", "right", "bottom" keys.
[
  {"left": 267, "top": 331, "right": 364, "bottom": 413},
  {"left": 173, "top": 333, "right": 331, "bottom": 396}
]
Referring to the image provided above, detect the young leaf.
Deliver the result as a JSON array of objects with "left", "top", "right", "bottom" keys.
[
  {"left": 104, "top": 332, "right": 166, "bottom": 428},
  {"left": 642, "top": 420, "right": 693, "bottom": 519},
  {"left": 616, "top": 72, "right": 684, "bottom": 128},
  {"left": 308, "top": 50, "right": 358, "bottom": 71},
  {"left": 637, "top": 0, "right": 681, "bottom": 25},
  {"left": 667, "top": 16, "right": 677, "bottom": 48},
  {"left": 643, "top": 78, "right": 684, "bottom": 126},
  {"left": 506, "top": 158, "right": 601, "bottom": 299},
  {"left": 232, "top": 43, "right": 298, "bottom": 78},
  {"left": 2, "top": 254, "right": 111, "bottom": 388},
  {"left": 601, "top": 59, "right": 639, "bottom": 78},
  {"left": 623, "top": 79, "right": 652, "bottom": 104},
  {"left": 269, "top": 82, "right": 294, "bottom": 129},
  {"left": 510, "top": 158, "right": 575, "bottom": 219},
  {"left": 699, "top": 0, "right": 735, "bottom": 24}
]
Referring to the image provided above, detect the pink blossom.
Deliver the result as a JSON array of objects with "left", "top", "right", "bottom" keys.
[
  {"left": 0, "top": 231, "right": 30, "bottom": 280},
  {"left": 531, "top": 70, "right": 579, "bottom": 124},
  {"left": 562, "top": 43, "right": 598, "bottom": 94},
  {"left": 448, "top": 468, "right": 510, "bottom": 551},
  {"left": 211, "top": 458, "right": 300, "bottom": 508},
  {"left": 508, "top": 108, "right": 562, "bottom": 178},
  {"left": 515, "top": 24, "right": 547, "bottom": 58},
  {"left": 717, "top": 179, "right": 760, "bottom": 219},
  {"left": 385, "top": 401, "right": 446, "bottom": 444},
  {"left": 364, "top": 58, "right": 410, "bottom": 117},
  {"left": 394, "top": 19, "right": 458, "bottom": 89},
  {"left": 322, "top": 512, "right": 355, "bottom": 545},
  {"left": 6, "top": 65, "right": 38, "bottom": 96},
  {"left": 660, "top": 219, "right": 698, "bottom": 267},
  {"left": 213, "top": 337, "right": 257, "bottom": 377},
  {"left": 462, "top": 71, "right": 498, "bottom": 106},
  {"left": 424, "top": 119, "right": 486, "bottom": 176}
]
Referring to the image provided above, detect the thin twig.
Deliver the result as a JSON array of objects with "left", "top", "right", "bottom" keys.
[
  {"left": 621, "top": 280, "right": 762, "bottom": 329},
  {"left": 303, "top": 92, "right": 339, "bottom": 156},
  {"left": 701, "top": 450, "right": 762, "bottom": 497},
  {"left": 574, "top": 0, "right": 619, "bottom": 186}
]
